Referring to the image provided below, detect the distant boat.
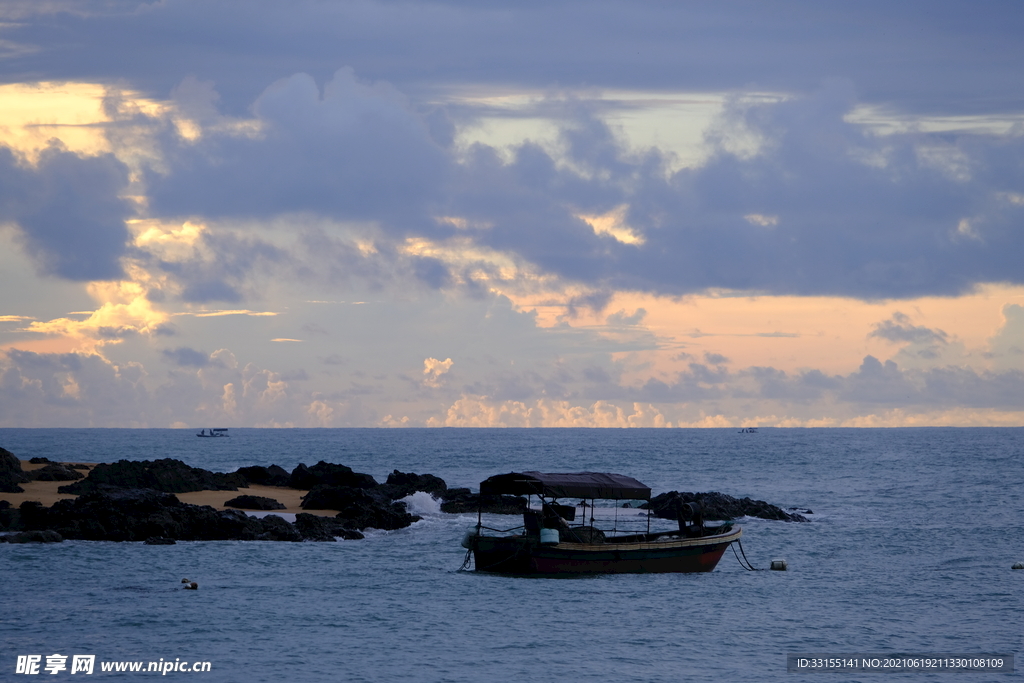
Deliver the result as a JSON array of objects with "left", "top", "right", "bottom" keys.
[{"left": 196, "top": 428, "right": 229, "bottom": 438}]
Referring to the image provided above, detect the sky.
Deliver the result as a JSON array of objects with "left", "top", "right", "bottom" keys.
[{"left": 0, "top": 0, "right": 1023, "bottom": 428}]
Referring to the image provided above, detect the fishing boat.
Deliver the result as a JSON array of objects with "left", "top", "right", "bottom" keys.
[
  {"left": 196, "top": 428, "right": 229, "bottom": 437},
  {"left": 461, "top": 471, "right": 741, "bottom": 574}
]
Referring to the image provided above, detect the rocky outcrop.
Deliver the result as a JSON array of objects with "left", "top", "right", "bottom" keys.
[
  {"left": 293, "top": 513, "right": 364, "bottom": 541},
  {"left": 254, "top": 515, "right": 303, "bottom": 542},
  {"left": 15, "top": 488, "right": 278, "bottom": 541},
  {"left": 1, "top": 485, "right": 407, "bottom": 542},
  {"left": 301, "top": 485, "right": 420, "bottom": 530},
  {"left": 438, "top": 488, "right": 528, "bottom": 514},
  {"left": 224, "top": 495, "right": 286, "bottom": 510},
  {"left": 643, "top": 491, "right": 809, "bottom": 522},
  {"left": 288, "top": 461, "right": 378, "bottom": 490},
  {"left": 235, "top": 465, "right": 291, "bottom": 487},
  {"left": 28, "top": 463, "right": 85, "bottom": 482},
  {"left": 0, "top": 529, "right": 64, "bottom": 543},
  {"left": 58, "top": 459, "right": 248, "bottom": 495},
  {"left": 0, "top": 447, "right": 30, "bottom": 493},
  {"left": 377, "top": 470, "right": 447, "bottom": 500}
]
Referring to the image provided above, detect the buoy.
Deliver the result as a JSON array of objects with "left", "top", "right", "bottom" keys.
[
  {"left": 460, "top": 528, "right": 479, "bottom": 549},
  {"left": 770, "top": 559, "right": 788, "bottom": 571},
  {"left": 539, "top": 528, "right": 559, "bottom": 545},
  {"left": 1013, "top": 562, "right": 1024, "bottom": 570},
  {"left": 184, "top": 582, "right": 198, "bottom": 590}
]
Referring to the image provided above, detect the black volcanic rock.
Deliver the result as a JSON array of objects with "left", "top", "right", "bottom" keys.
[
  {"left": 378, "top": 470, "right": 447, "bottom": 500},
  {"left": 57, "top": 459, "right": 248, "bottom": 495},
  {"left": 289, "top": 461, "right": 377, "bottom": 490},
  {"left": 294, "top": 513, "right": 364, "bottom": 541},
  {"left": 29, "top": 463, "right": 85, "bottom": 482},
  {"left": 15, "top": 487, "right": 311, "bottom": 542},
  {"left": 643, "top": 491, "right": 809, "bottom": 522},
  {"left": 254, "top": 515, "right": 303, "bottom": 542},
  {"left": 235, "top": 465, "right": 291, "bottom": 487},
  {"left": 224, "top": 495, "right": 286, "bottom": 510},
  {"left": 301, "top": 485, "right": 419, "bottom": 530},
  {"left": 144, "top": 536, "right": 176, "bottom": 545},
  {"left": 0, "top": 447, "right": 29, "bottom": 493},
  {"left": 439, "top": 488, "right": 527, "bottom": 515},
  {"left": 1, "top": 529, "right": 63, "bottom": 543}
]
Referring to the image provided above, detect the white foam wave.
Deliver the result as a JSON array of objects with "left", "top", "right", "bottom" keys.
[{"left": 399, "top": 491, "right": 443, "bottom": 516}]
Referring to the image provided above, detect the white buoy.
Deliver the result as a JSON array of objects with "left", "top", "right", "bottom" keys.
[
  {"left": 1013, "top": 562, "right": 1024, "bottom": 570},
  {"left": 460, "top": 528, "right": 479, "bottom": 549},
  {"left": 540, "top": 528, "right": 560, "bottom": 545},
  {"left": 770, "top": 559, "right": 788, "bottom": 571}
]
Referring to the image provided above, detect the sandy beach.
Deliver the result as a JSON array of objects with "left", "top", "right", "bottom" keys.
[{"left": 2, "top": 460, "right": 338, "bottom": 517}]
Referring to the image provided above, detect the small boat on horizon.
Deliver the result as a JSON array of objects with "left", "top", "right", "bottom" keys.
[
  {"left": 461, "top": 471, "right": 741, "bottom": 575},
  {"left": 196, "top": 428, "right": 229, "bottom": 438}
]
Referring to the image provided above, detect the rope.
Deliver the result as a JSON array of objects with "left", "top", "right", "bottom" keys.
[
  {"left": 458, "top": 548, "right": 473, "bottom": 571},
  {"left": 732, "top": 538, "right": 761, "bottom": 571}
]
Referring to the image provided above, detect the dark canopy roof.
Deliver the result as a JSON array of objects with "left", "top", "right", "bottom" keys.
[{"left": 479, "top": 471, "right": 651, "bottom": 500}]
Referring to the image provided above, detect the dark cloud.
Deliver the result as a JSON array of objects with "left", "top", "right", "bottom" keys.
[
  {"left": 147, "top": 69, "right": 448, "bottom": 232},
  {"left": 151, "top": 228, "right": 289, "bottom": 303},
  {"left": 161, "top": 346, "right": 214, "bottom": 367},
  {"left": 140, "top": 77, "right": 1024, "bottom": 300},
  {"left": 703, "top": 352, "right": 729, "bottom": 366},
  {"left": 5, "top": 1, "right": 1024, "bottom": 116},
  {"left": 455, "top": 84, "right": 1024, "bottom": 298},
  {"left": 0, "top": 145, "right": 133, "bottom": 281},
  {"left": 870, "top": 312, "right": 949, "bottom": 345},
  {"left": 7, "top": 2, "right": 1024, "bottom": 305}
]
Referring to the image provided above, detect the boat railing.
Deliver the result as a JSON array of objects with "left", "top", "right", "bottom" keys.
[{"left": 478, "top": 524, "right": 524, "bottom": 535}]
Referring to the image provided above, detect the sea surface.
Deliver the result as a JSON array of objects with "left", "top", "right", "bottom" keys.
[{"left": 1, "top": 428, "right": 1021, "bottom": 681}]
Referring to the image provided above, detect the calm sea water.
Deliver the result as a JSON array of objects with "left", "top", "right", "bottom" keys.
[{"left": 1, "top": 428, "right": 1021, "bottom": 681}]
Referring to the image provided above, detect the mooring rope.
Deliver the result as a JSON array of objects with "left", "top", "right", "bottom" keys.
[
  {"left": 732, "top": 538, "right": 761, "bottom": 571},
  {"left": 458, "top": 548, "right": 473, "bottom": 571}
]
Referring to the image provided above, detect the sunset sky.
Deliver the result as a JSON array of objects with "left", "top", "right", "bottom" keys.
[{"left": 1, "top": 1, "right": 1022, "bottom": 427}]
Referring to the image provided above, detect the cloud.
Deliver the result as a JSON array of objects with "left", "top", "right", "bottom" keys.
[
  {"left": 147, "top": 69, "right": 448, "bottom": 229},
  {"left": 423, "top": 357, "right": 453, "bottom": 387},
  {"left": 869, "top": 312, "right": 949, "bottom": 345},
  {"left": 0, "top": 349, "right": 151, "bottom": 426},
  {"left": 606, "top": 308, "right": 646, "bottom": 326},
  {"left": 161, "top": 346, "right": 215, "bottom": 367},
  {"left": 12, "top": 280, "right": 170, "bottom": 354},
  {"left": 426, "top": 396, "right": 673, "bottom": 427},
  {"left": 0, "top": 144, "right": 133, "bottom": 281},
  {"left": 37, "top": 65, "right": 1015, "bottom": 306},
  {"left": 6, "top": 2, "right": 1024, "bottom": 117}
]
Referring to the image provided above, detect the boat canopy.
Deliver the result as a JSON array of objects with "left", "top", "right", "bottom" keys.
[{"left": 479, "top": 471, "right": 651, "bottom": 501}]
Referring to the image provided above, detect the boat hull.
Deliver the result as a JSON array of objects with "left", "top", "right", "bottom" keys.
[{"left": 471, "top": 527, "right": 741, "bottom": 575}]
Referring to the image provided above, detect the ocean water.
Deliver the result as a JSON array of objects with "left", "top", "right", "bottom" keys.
[{"left": 1, "top": 427, "right": 1021, "bottom": 681}]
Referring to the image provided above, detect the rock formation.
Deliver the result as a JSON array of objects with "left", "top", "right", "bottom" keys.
[
  {"left": 223, "top": 495, "right": 286, "bottom": 510},
  {"left": 643, "top": 491, "right": 809, "bottom": 522},
  {"left": 58, "top": 459, "right": 248, "bottom": 495}
]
